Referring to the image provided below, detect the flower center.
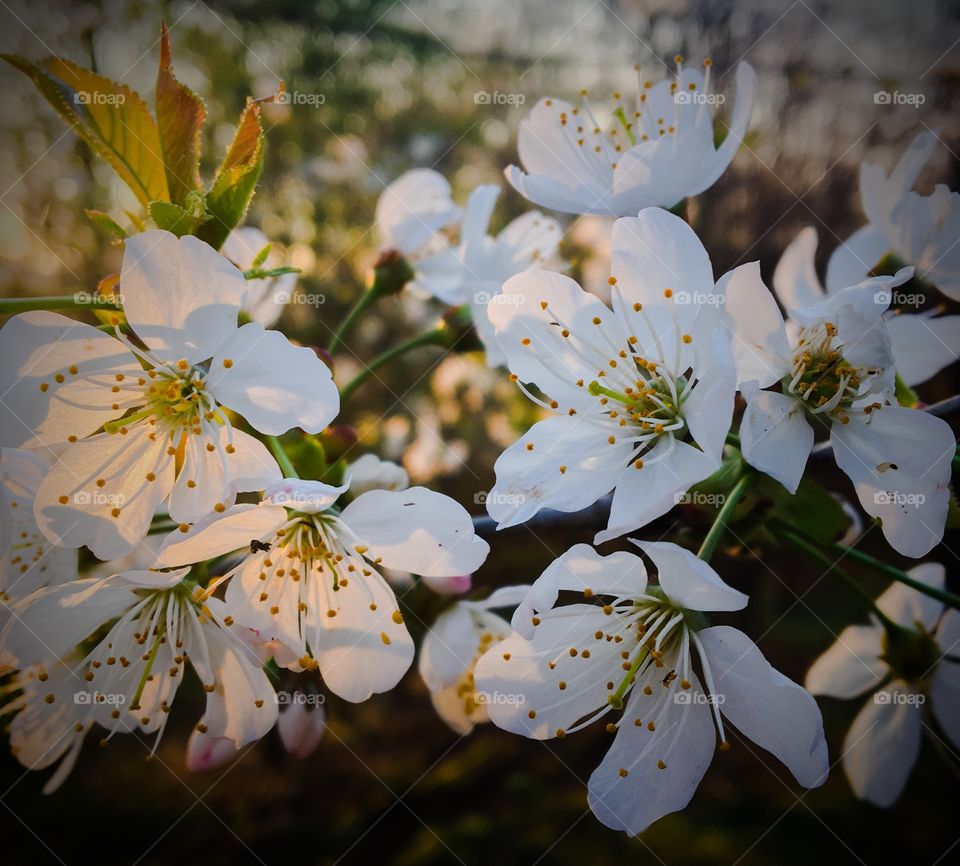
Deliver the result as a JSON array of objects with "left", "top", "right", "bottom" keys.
[
  {"left": 142, "top": 366, "right": 213, "bottom": 433},
  {"left": 785, "top": 322, "right": 885, "bottom": 422},
  {"left": 563, "top": 56, "right": 715, "bottom": 171}
]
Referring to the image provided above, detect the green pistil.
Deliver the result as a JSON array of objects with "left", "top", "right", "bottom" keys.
[
  {"left": 609, "top": 644, "right": 650, "bottom": 708},
  {"left": 130, "top": 634, "right": 162, "bottom": 711},
  {"left": 103, "top": 408, "right": 153, "bottom": 434},
  {"left": 613, "top": 107, "right": 637, "bottom": 146}
]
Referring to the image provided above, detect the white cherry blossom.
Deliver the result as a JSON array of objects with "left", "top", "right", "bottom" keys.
[
  {"left": 505, "top": 59, "right": 756, "bottom": 216},
  {"left": 375, "top": 168, "right": 464, "bottom": 299},
  {"left": 0, "top": 566, "right": 278, "bottom": 779},
  {"left": 0, "top": 230, "right": 339, "bottom": 559},
  {"left": 484, "top": 207, "right": 737, "bottom": 542},
  {"left": 155, "top": 477, "right": 490, "bottom": 703},
  {"left": 774, "top": 226, "right": 960, "bottom": 386},
  {"left": 475, "top": 543, "right": 827, "bottom": 835},
  {"left": 419, "top": 585, "right": 529, "bottom": 733},
  {"left": 726, "top": 262, "right": 954, "bottom": 557},
  {"left": 827, "top": 131, "right": 960, "bottom": 301},
  {"left": 806, "top": 563, "right": 959, "bottom": 807},
  {"left": 428, "top": 184, "right": 563, "bottom": 366}
]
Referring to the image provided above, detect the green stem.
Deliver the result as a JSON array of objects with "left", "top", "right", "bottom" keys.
[
  {"left": 266, "top": 435, "right": 299, "bottom": 479},
  {"left": 725, "top": 431, "right": 741, "bottom": 449},
  {"left": 832, "top": 542, "right": 960, "bottom": 611},
  {"left": 696, "top": 472, "right": 755, "bottom": 562},
  {"left": 327, "top": 287, "right": 378, "bottom": 354},
  {"left": 327, "top": 253, "right": 415, "bottom": 354},
  {"left": 340, "top": 328, "right": 447, "bottom": 403},
  {"left": 777, "top": 527, "right": 900, "bottom": 630},
  {"left": 0, "top": 294, "right": 120, "bottom": 314}
]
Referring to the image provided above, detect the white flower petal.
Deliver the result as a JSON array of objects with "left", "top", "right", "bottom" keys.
[
  {"left": 885, "top": 313, "right": 960, "bottom": 387},
  {"left": 596, "top": 438, "right": 718, "bottom": 544},
  {"left": 679, "top": 330, "right": 737, "bottom": 461},
  {"left": 609, "top": 210, "right": 716, "bottom": 367},
  {"left": 689, "top": 62, "right": 758, "bottom": 194},
  {"left": 830, "top": 407, "right": 953, "bottom": 558},
  {"left": 842, "top": 681, "right": 922, "bottom": 807},
  {"left": 206, "top": 322, "right": 339, "bottom": 435},
  {"left": 505, "top": 163, "right": 613, "bottom": 216},
  {"left": 875, "top": 562, "right": 945, "bottom": 632},
  {"left": 307, "top": 567, "right": 415, "bottom": 703},
  {"left": 511, "top": 544, "right": 645, "bottom": 639},
  {"left": 931, "top": 609, "right": 960, "bottom": 750},
  {"left": 459, "top": 184, "right": 499, "bottom": 250},
  {"left": 339, "top": 486, "right": 489, "bottom": 577},
  {"left": 740, "top": 389, "right": 814, "bottom": 494},
  {"left": 805, "top": 624, "right": 887, "bottom": 699},
  {"left": 198, "top": 625, "right": 278, "bottom": 747},
  {"left": 633, "top": 541, "right": 748, "bottom": 612},
  {"left": 0, "top": 311, "right": 143, "bottom": 449},
  {"left": 720, "top": 262, "right": 791, "bottom": 388},
  {"left": 34, "top": 423, "right": 174, "bottom": 561},
  {"left": 699, "top": 625, "right": 828, "bottom": 787},
  {"left": 587, "top": 663, "right": 715, "bottom": 836},
  {"left": 477, "top": 585, "right": 532, "bottom": 611},
  {"left": 375, "top": 169, "right": 460, "bottom": 255},
  {"left": 419, "top": 605, "right": 485, "bottom": 691},
  {"left": 824, "top": 225, "right": 890, "bottom": 292},
  {"left": 264, "top": 478, "right": 347, "bottom": 513},
  {"left": 156, "top": 503, "right": 288, "bottom": 567},
  {"left": 429, "top": 682, "right": 487, "bottom": 735},
  {"left": 487, "top": 415, "right": 630, "bottom": 529},
  {"left": 475, "top": 605, "right": 629, "bottom": 739},
  {"left": 489, "top": 269, "right": 627, "bottom": 411},
  {"left": 1, "top": 577, "right": 136, "bottom": 665},
  {"left": 772, "top": 227, "right": 826, "bottom": 311},
  {"left": 121, "top": 231, "right": 245, "bottom": 364}
]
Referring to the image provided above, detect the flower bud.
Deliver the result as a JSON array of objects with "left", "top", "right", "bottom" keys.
[
  {"left": 278, "top": 694, "right": 326, "bottom": 759},
  {"left": 422, "top": 574, "right": 473, "bottom": 596},
  {"left": 185, "top": 728, "right": 238, "bottom": 772}
]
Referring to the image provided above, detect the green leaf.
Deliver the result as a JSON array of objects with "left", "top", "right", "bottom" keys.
[
  {"left": 195, "top": 99, "right": 264, "bottom": 250},
  {"left": 3, "top": 54, "right": 169, "bottom": 207},
  {"left": 251, "top": 242, "right": 272, "bottom": 269},
  {"left": 947, "top": 487, "right": 960, "bottom": 530},
  {"left": 148, "top": 200, "right": 210, "bottom": 238},
  {"left": 761, "top": 475, "right": 849, "bottom": 545},
  {"left": 84, "top": 209, "right": 128, "bottom": 240},
  {"left": 155, "top": 23, "right": 206, "bottom": 206},
  {"left": 244, "top": 265, "right": 299, "bottom": 280},
  {"left": 894, "top": 373, "right": 919, "bottom": 408}
]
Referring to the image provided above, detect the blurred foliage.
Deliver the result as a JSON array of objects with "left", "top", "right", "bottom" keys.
[{"left": 1, "top": 0, "right": 959, "bottom": 864}]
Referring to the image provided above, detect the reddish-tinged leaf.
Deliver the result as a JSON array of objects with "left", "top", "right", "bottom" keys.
[
  {"left": 155, "top": 22, "right": 206, "bottom": 205},
  {"left": 195, "top": 99, "right": 264, "bottom": 249},
  {"left": 3, "top": 54, "right": 169, "bottom": 206}
]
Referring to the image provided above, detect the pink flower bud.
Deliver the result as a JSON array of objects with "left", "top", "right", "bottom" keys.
[
  {"left": 185, "top": 728, "right": 238, "bottom": 772},
  {"left": 278, "top": 693, "right": 326, "bottom": 759},
  {"left": 422, "top": 574, "right": 473, "bottom": 596}
]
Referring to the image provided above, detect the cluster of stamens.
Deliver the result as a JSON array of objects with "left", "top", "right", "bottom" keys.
[
  {"left": 512, "top": 585, "right": 728, "bottom": 774},
  {"left": 207, "top": 509, "right": 401, "bottom": 671},
  {"left": 786, "top": 322, "right": 885, "bottom": 423},
  {"left": 513, "top": 284, "right": 697, "bottom": 472},
  {"left": 547, "top": 56, "right": 715, "bottom": 173}
]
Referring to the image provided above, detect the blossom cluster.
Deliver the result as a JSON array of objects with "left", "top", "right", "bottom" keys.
[{"left": 0, "top": 34, "right": 957, "bottom": 840}]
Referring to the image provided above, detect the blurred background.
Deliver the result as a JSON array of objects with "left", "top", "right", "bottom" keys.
[{"left": 1, "top": 0, "right": 959, "bottom": 863}]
